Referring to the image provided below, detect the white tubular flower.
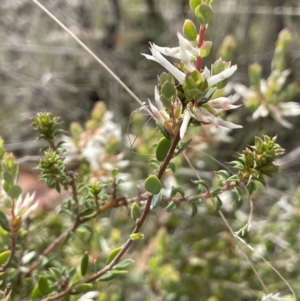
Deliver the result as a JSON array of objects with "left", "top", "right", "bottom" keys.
[
  {"left": 205, "top": 65, "right": 237, "bottom": 87},
  {"left": 215, "top": 118, "right": 243, "bottom": 129},
  {"left": 148, "top": 99, "right": 165, "bottom": 125},
  {"left": 14, "top": 192, "right": 39, "bottom": 220},
  {"left": 268, "top": 105, "right": 293, "bottom": 129},
  {"left": 154, "top": 85, "right": 164, "bottom": 111},
  {"left": 234, "top": 83, "right": 256, "bottom": 99},
  {"left": 180, "top": 110, "right": 192, "bottom": 139},
  {"left": 148, "top": 86, "right": 170, "bottom": 126},
  {"left": 142, "top": 43, "right": 186, "bottom": 84},
  {"left": 178, "top": 34, "right": 195, "bottom": 72},
  {"left": 252, "top": 104, "right": 269, "bottom": 119},
  {"left": 261, "top": 293, "right": 281, "bottom": 301},
  {"left": 77, "top": 291, "right": 100, "bottom": 301},
  {"left": 279, "top": 102, "right": 300, "bottom": 116},
  {"left": 209, "top": 96, "right": 241, "bottom": 111}
]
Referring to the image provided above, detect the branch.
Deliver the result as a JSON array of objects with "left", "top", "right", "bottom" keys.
[
  {"left": 0, "top": 233, "right": 18, "bottom": 272},
  {"left": 40, "top": 133, "right": 181, "bottom": 301}
]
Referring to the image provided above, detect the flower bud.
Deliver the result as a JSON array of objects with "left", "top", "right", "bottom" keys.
[
  {"left": 249, "top": 63, "right": 262, "bottom": 90},
  {"left": 9, "top": 215, "right": 22, "bottom": 233},
  {"left": 200, "top": 41, "right": 212, "bottom": 58},
  {"left": 131, "top": 202, "right": 141, "bottom": 222},
  {"left": 70, "top": 122, "right": 83, "bottom": 140}
]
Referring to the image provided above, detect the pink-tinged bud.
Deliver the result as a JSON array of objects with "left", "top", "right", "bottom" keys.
[{"left": 199, "top": 41, "right": 212, "bottom": 58}]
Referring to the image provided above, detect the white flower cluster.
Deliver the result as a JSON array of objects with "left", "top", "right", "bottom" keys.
[
  {"left": 0, "top": 180, "right": 39, "bottom": 220},
  {"left": 235, "top": 70, "right": 300, "bottom": 128},
  {"left": 63, "top": 110, "right": 127, "bottom": 175},
  {"left": 261, "top": 293, "right": 281, "bottom": 301},
  {"left": 142, "top": 32, "right": 242, "bottom": 139}
]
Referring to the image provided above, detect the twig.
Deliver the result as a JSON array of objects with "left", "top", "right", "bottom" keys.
[
  {"left": 0, "top": 233, "right": 18, "bottom": 272},
  {"left": 40, "top": 134, "right": 181, "bottom": 301}
]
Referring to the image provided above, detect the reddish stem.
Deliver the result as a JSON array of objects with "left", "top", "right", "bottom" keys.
[{"left": 196, "top": 25, "right": 207, "bottom": 72}]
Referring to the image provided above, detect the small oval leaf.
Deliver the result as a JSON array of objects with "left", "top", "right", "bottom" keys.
[
  {"left": 106, "top": 247, "right": 122, "bottom": 265},
  {"left": 7, "top": 185, "right": 22, "bottom": 200},
  {"left": 151, "top": 193, "right": 162, "bottom": 209},
  {"left": 0, "top": 211, "right": 10, "bottom": 232},
  {"left": 31, "top": 285, "right": 41, "bottom": 300},
  {"left": 38, "top": 276, "right": 51, "bottom": 295},
  {"left": 0, "top": 250, "right": 11, "bottom": 265},
  {"left": 144, "top": 175, "right": 162, "bottom": 195},
  {"left": 195, "top": 3, "right": 213, "bottom": 25},
  {"left": 175, "top": 139, "right": 192, "bottom": 157},
  {"left": 80, "top": 252, "right": 89, "bottom": 276},
  {"left": 98, "top": 272, "right": 116, "bottom": 281},
  {"left": 113, "top": 259, "right": 134, "bottom": 270},
  {"left": 130, "top": 233, "right": 144, "bottom": 241},
  {"left": 70, "top": 283, "right": 93, "bottom": 295},
  {"left": 156, "top": 138, "right": 172, "bottom": 162}
]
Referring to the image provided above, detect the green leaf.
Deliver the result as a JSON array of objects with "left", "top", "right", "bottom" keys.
[
  {"left": 144, "top": 175, "right": 162, "bottom": 195},
  {"left": 233, "top": 187, "right": 242, "bottom": 202},
  {"left": 214, "top": 196, "right": 223, "bottom": 212},
  {"left": 175, "top": 139, "right": 192, "bottom": 157},
  {"left": 31, "top": 285, "right": 41, "bottom": 300},
  {"left": 106, "top": 247, "right": 122, "bottom": 265},
  {"left": 215, "top": 170, "right": 231, "bottom": 181},
  {"left": 156, "top": 138, "right": 172, "bottom": 162},
  {"left": 98, "top": 272, "right": 116, "bottom": 281},
  {"left": 0, "top": 211, "right": 10, "bottom": 232},
  {"left": 183, "top": 19, "right": 197, "bottom": 41},
  {"left": 166, "top": 201, "right": 177, "bottom": 212},
  {"left": 80, "top": 252, "right": 89, "bottom": 276},
  {"left": 79, "top": 208, "right": 96, "bottom": 218},
  {"left": 131, "top": 202, "right": 141, "bottom": 222},
  {"left": 195, "top": 179, "right": 210, "bottom": 192},
  {"left": 189, "top": 201, "right": 198, "bottom": 217},
  {"left": 38, "top": 276, "right": 51, "bottom": 295},
  {"left": 189, "top": 0, "right": 202, "bottom": 10},
  {"left": 170, "top": 187, "right": 185, "bottom": 198},
  {"left": 168, "top": 162, "right": 176, "bottom": 173},
  {"left": 151, "top": 193, "right": 162, "bottom": 209},
  {"left": 70, "top": 283, "right": 93, "bottom": 295},
  {"left": 247, "top": 181, "right": 256, "bottom": 195},
  {"left": 157, "top": 123, "right": 171, "bottom": 140},
  {"left": 200, "top": 87, "right": 217, "bottom": 104},
  {"left": 0, "top": 250, "right": 11, "bottom": 265},
  {"left": 130, "top": 233, "right": 144, "bottom": 240},
  {"left": 226, "top": 174, "right": 240, "bottom": 182},
  {"left": 113, "top": 259, "right": 134, "bottom": 270},
  {"left": 161, "top": 81, "right": 176, "bottom": 98},
  {"left": 195, "top": 4, "right": 213, "bottom": 25},
  {"left": 3, "top": 171, "right": 14, "bottom": 186},
  {"left": 7, "top": 185, "right": 22, "bottom": 199},
  {"left": 112, "top": 168, "right": 119, "bottom": 177}
]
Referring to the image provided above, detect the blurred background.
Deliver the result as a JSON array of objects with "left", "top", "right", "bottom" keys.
[
  {"left": 1, "top": 0, "right": 300, "bottom": 154},
  {"left": 1, "top": 0, "right": 300, "bottom": 300}
]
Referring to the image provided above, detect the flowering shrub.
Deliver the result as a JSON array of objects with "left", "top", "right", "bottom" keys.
[{"left": 0, "top": 1, "right": 299, "bottom": 301}]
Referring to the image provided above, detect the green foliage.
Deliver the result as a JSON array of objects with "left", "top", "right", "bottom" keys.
[{"left": 0, "top": 2, "right": 299, "bottom": 301}]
